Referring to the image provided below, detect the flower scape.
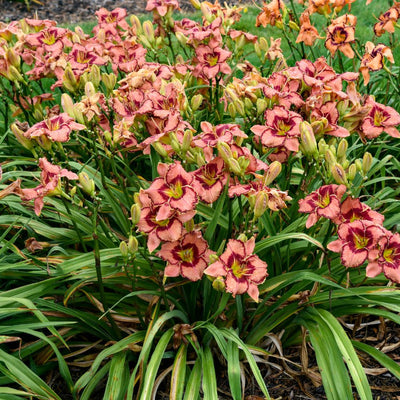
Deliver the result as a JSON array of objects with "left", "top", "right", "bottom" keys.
[{"left": 0, "top": 0, "right": 400, "bottom": 398}]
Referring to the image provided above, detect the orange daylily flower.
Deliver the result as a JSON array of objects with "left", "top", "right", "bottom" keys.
[
  {"left": 374, "top": 4, "right": 400, "bottom": 37},
  {"left": 256, "top": 0, "right": 285, "bottom": 28},
  {"left": 360, "top": 42, "right": 394, "bottom": 85},
  {"left": 296, "top": 11, "right": 322, "bottom": 46},
  {"left": 325, "top": 14, "right": 356, "bottom": 59}
]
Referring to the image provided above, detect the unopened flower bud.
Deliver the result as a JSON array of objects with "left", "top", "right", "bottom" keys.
[
  {"left": 102, "top": 73, "right": 117, "bottom": 92},
  {"left": 70, "top": 186, "right": 77, "bottom": 197},
  {"left": 347, "top": 163, "right": 357, "bottom": 181},
  {"left": 288, "top": 20, "right": 299, "bottom": 31},
  {"left": 342, "top": 159, "right": 350, "bottom": 169},
  {"left": 325, "top": 149, "right": 336, "bottom": 168},
  {"left": 196, "top": 151, "right": 206, "bottom": 167},
  {"left": 84, "top": 81, "right": 96, "bottom": 98},
  {"left": 182, "top": 130, "right": 192, "bottom": 153},
  {"left": 9, "top": 65, "right": 24, "bottom": 82},
  {"left": 175, "top": 31, "right": 188, "bottom": 46},
  {"left": 79, "top": 172, "right": 95, "bottom": 196},
  {"left": 209, "top": 253, "right": 219, "bottom": 264},
  {"left": 264, "top": 161, "right": 281, "bottom": 185},
  {"left": 191, "top": 94, "right": 203, "bottom": 111},
  {"left": 189, "top": 0, "right": 201, "bottom": 9},
  {"left": 234, "top": 99, "right": 245, "bottom": 116},
  {"left": 119, "top": 241, "right": 128, "bottom": 258},
  {"left": 35, "top": 135, "right": 52, "bottom": 151},
  {"left": 355, "top": 159, "right": 362, "bottom": 172},
  {"left": 212, "top": 276, "right": 226, "bottom": 292},
  {"left": 61, "top": 93, "right": 75, "bottom": 117},
  {"left": 169, "top": 132, "right": 181, "bottom": 153},
  {"left": 6, "top": 48, "right": 20, "bottom": 68},
  {"left": 128, "top": 236, "right": 139, "bottom": 254},
  {"left": 152, "top": 142, "right": 169, "bottom": 158},
  {"left": 254, "top": 41, "right": 262, "bottom": 58},
  {"left": 300, "top": 121, "right": 317, "bottom": 157},
  {"left": 11, "top": 122, "right": 33, "bottom": 150},
  {"left": 244, "top": 97, "right": 253, "bottom": 112},
  {"left": 88, "top": 65, "right": 101, "bottom": 88},
  {"left": 228, "top": 158, "right": 242, "bottom": 175},
  {"left": 256, "top": 98, "right": 268, "bottom": 115},
  {"left": 337, "top": 138, "right": 348, "bottom": 161},
  {"left": 318, "top": 138, "right": 328, "bottom": 156},
  {"left": 259, "top": 37, "right": 269, "bottom": 52},
  {"left": 218, "top": 141, "right": 233, "bottom": 163},
  {"left": 362, "top": 152, "right": 373, "bottom": 175},
  {"left": 254, "top": 192, "right": 268, "bottom": 219},
  {"left": 63, "top": 66, "right": 78, "bottom": 92},
  {"left": 185, "top": 219, "right": 194, "bottom": 232},
  {"left": 131, "top": 203, "right": 141, "bottom": 226},
  {"left": 130, "top": 14, "right": 142, "bottom": 34},
  {"left": 201, "top": 2, "right": 213, "bottom": 22},
  {"left": 228, "top": 103, "right": 237, "bottom": 119},
  {"left": 142, "top": 20, "right": 155, "bottom": 43},
  {"left": 331, "top": 164, "right": 348, "bottom": 185},
  {"left": 248, "top": 194, "right": 256, "bottom": 208}
]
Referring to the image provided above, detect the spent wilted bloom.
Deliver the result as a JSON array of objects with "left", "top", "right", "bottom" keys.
[
  {"left": 251, "top": 106, "right": 303, "bottom": 152},
  {"left": 157, "top": 231, "right": 212, "bottom": 281},
  {"left": 360, "top": 96, "right": 400, "bottom": 139},
  {"left": 327, "top": 220, "right": 385, "bottom": 268},
  {"left": 24, "top": 112, "right": 86, "bottom": 143},
  {"left": 205, "top": 237, "right": 268, "bottom": 302},
  {"left": 360, "top": 42, "right": 394, "bottom": 85},
  {"left": 333, "top": 197, "right": 385, "bottom": 226},
  {"left": 296, "top": 11, "right": 321, "bottom": 46},
  {"left": 325, "top": 14, "right": 356, "bottom": 58},
  {"left": 367, "top": 232, "right": 400, "bottom": 283},
  {"left": 256, "top": 0, "right": 285, "bottom": 28},
  {"left": 21, "top": 158, "right": 78, "bottom": 216},
  {"left": 298, "top": 184, "right": 347, "bottom": 228}
]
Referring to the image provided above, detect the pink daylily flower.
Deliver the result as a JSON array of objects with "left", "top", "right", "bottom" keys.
[
  {"left": 193, "top": 157, "right": 229, "bottom": 204},
  {"left": 310, "top": 101, "right": 350, "bottom": 137},
  {"left": 145, "top": 0, "right": 180, "bottom": 16},
  {"left": 21, "top": 158, "right": 78, "bottom": 216},
  {"left": 205, "top": 237, "right": 268, "bottom": 302},
  {"left": 137, "top": 191, "right": 195, "bottom": 252},
  {"left": 327, "top": 220, "right": 385, "bottom": 268},
  {"left": 367, "top": 232, "right": 400, "bottom": 283},
  {"left": 24, "top": 113, "right": 86, "bottom": 143},
  {"left": 251, "top": 106, "right": 303, "bottom": 152},
  {"left": 193, "top": 44, "right": 232, "bottom": 81},
  {"left": 333, "top": 197, "right": 385, "bottom": 226},
  {"left": 361, "top": 96, "right": 400, "bottom": 139},
  {"left": 145, "top": 162, "right": 198, "bottom": 220},
  {"left": 24, "top": 27, "right": 72, "bottom": 56},
  {"left": 157, "top": 231, "right": 212, "bottom": 281},
  {"left": 298, "top": 184, "right": 347, "bottom": 228}
]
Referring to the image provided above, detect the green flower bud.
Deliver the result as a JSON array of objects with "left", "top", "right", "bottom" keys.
[
  {"left": 362, "top": 152, "right": 373, "bottom": 175},
  {"left": 128, "top": 236, "right": 139, "bottom": 254},
  {"left": 78, "top": 172, "right": 95, "bottom": 196},
  {"left": 331, "top": 164, "right": 348, "bottom": 185}
]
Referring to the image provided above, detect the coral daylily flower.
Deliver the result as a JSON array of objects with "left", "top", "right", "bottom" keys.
[
  {"left": 21, "top": 158, "right": 78, "bottom": 216},
  {"left": 360, "top": 42, "right": 394, "bottom": 85},
  {"left": 157, "top": 231, "right": 212, "bottom": 281},
  {"left": 251, "top": 106, "right": 303, "bottom": 152},
  {"left": 205, "top": 237, "right": 268, "bottom": 302},
  {"left": 24, "top": 113, "right": 86, "bottom": 142},
  {"left": 327, "top": 220, "right": 385, "bottom": 268},
  {"left": 298, "top": 184, "right": 347, "bottom": 228},
  {"left": 325, "top": 15, "right": 356, "bottom": 58},
  {"left": 145, "top": 0, "right": 180, "bottom": 16},
  {"left": 256, "top": 0, "right": 285, "bottom": 27},
  {"left": 361, "top": 96, "right": 400, "bottom": 139},
  {"left": 296, "top": 12, "right": 321, "bottom": 46},
  {"left": 193, "top": 45, "right": 232, "bottom": 81},
  {"left": 374, "top": 6, "right": 400, "bottom": 37},
  {"left": 367, "top": 232, "right": 400, "bottom": 283}
]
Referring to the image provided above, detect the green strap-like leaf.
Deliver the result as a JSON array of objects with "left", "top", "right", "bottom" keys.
[{"left": 170, "top": 344, "right": 188, "bottom": 400}]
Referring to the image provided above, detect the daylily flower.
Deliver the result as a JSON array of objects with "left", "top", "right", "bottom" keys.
[
  {"left": 192, "top": 44, "right": 232, "bottom": 81},
  {"left": 310, "top": 101, "right": 350, "bottom": 137},
  {"left": 146, "top": 0, "right": 180, "bottom": 16},
  {"left": 325, "top": 14, "right": 356, "bottom": 58},
  {"left": 374, "top": 5, "right": 400, "bottom": 37},
  {"left": 360, "top": 42, "right": 394, "bottom": 85},
  {"left": 296, "top": 11, "right": 321, "bottom": 46},
  {"left": 93, "top": 7, "right": 130, "bottom": 36},
  {"left": 333, "top": 197, "right": 385, "bottom": 226},
  {"left": 205, "top": 237, "right": 268, "bottom": 302},
  {"left": 361, "top": 96, "right": 400, "bottom": 139},
  {"left": 157, "top": 231, "right": 212, "bottom": 281},
  {"left": 251, "top": 106, "right": 303, "bottom": 152},
  {"left": 298, "top": 184, "right": 347, "bottom": 228},
  {"left": 145, "top": 162, "right": 198, "bottom": 221},
  {"left": 328, "top": 220, "right": 385, "bottom": 268},
  {"left": 138, "top": 191, "right": 196, "bottom": 252},
  {"left": 24, "top": 27, "right": 72, "bottom": 56},
  {"left": 367, "top": 232, "right": 400, "bottom": 283},
  {"left": 24, "top": 113, "right": 86, "bottom": 143},
  {"left": 21, "top": 158, "right": 78, "bottom": 216},
  {"left": 193, "top": 157, "right": 229, "bottom": 204},
  {"left": 256, "top": 0, "right": 285, "bottom": 28}
]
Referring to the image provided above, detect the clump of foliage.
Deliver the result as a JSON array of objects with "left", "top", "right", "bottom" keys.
[{"left": 0, "top": 0, "right": 400, "bottom": 399}]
